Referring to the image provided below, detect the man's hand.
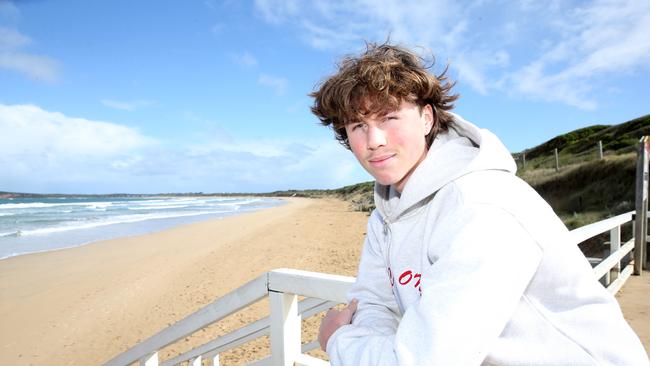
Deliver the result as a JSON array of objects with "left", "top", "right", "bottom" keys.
[{"left": 318, "top": 299, "right": 358, "bottom": 352}]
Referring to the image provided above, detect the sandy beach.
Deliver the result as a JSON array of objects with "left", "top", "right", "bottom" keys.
[
  {"left": 0, "top": 198, "right": 367, "bottom": 365},
  {"left": 0, "top": 197, "right": 647, "bottom": 365}
]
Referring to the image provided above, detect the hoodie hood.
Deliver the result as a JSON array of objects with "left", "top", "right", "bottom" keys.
[{"left": 374, "top": 113, "right": 517, "bottom": 221}]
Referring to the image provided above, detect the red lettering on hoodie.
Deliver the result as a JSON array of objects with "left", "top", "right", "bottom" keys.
[
  {"left": 389, "top": 268, "right": 423, "bottom": 294},
  {"left": 399, "top": 270, "right": 413, "bottom": 285}
]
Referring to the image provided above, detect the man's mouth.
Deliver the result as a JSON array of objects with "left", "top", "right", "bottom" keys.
[{"left": 368, "top": 154, "right": 395, "bottom": 165}]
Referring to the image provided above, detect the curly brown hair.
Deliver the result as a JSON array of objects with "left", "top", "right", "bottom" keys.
[{"left": 310, "top": 42, "right": 459, "bottom": 150}]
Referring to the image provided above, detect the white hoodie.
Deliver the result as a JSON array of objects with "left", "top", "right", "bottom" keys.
[{"left": 327, "top": 114, "right": 649, "bottom": 365}]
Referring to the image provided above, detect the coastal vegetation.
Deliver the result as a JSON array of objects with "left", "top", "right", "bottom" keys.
[{"left": 513, "top": 113, "right": 649, "bottom": 228}]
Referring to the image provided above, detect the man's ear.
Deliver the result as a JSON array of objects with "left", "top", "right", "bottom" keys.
[{"left": 423, "top": 104, "right": 434, "bottom": 135}]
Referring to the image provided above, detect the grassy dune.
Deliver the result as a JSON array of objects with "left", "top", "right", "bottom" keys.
[{"left": 517, "top": 114, "right": 649, "bottom": 228}]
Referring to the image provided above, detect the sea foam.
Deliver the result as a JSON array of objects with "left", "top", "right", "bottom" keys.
[{"left": 0, "top": 196, "right": 283, "bottom": 260}]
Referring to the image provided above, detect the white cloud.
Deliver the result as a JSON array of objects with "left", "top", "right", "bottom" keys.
[
  {"left": 101, "top": 99, "right": 155, "bottom": 111},
  {"left": 210, "top": 23, "right": 225, "bottom": 35},
  {"left": 0, "top": 104, "right": 156, "bottom": 192},
  {"left": 120, "top": 138, "right": 369, "bottom": 193},
  {"left": 253, "top": 0, "right": 458, "bottom": 53},
  {"left": 253, "top": 0, "right": 650, "bottom": 110},
  {"left": 0, "top": 51, "right": 59, "bottom": 82},
  {"left": 254, "top": 0, "right": 300, "bottom": 24},
  {"left": 569, "top": 1, "right": 650, "bottom": 74},
  {"left": 0, "top": 103, "right": 369, "bottom": 193},
  {"left": 250, "top": 0, "right": 481, "bottom": 96},
  {"left": 502, "top": 0, "right": 650, "bottom": 109},
  {"left": 0, "top": 26, "right": 60, "bottom": 82},
  {"left": 299, "top": 20, "right": 355, "bottom": 50},
  {"left": 204, "top": 0, "right": 217, "bottom": 10},
  {"left": 452, "top": 55, "right": 489, "bottom": 95},
  {"left": 0, "top": 26, "right": 29, "bottom": 49},
  {"left": 170, "top": 138, "right": 371, "bottom": 192},
  {"left": 0, "top": 104, "right": 154, "bottom": 157},
  {"left": 258, "top": 73, "right": 288, "bottom": 95},
  {"left": 504, "top": 62, "right": 598, "bottom": 110},
  {"left": 254, "top": 0, "right": 457, "bottom": 51},
  {"left": 230, "top": 51, "right": 258, "bottom": 68}
]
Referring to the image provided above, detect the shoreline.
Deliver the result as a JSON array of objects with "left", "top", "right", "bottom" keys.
[
  {"left": 0, "top": 196, "right": 285, "bottom": 261},
  {"left": 0, "top": 197, "right": 368, "bottom": 365}
]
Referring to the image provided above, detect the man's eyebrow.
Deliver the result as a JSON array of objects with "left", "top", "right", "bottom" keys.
[{"left": 379, "top": 109, "right": 399, "bottom": 117}]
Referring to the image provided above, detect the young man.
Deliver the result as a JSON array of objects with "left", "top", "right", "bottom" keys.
[{"left": 310, "top": 43, "right": 649, "bottom": 365}]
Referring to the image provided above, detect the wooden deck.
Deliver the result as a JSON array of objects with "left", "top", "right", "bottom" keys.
[{"left": 617, "top": 270, "right": 650, "bottom": 353}]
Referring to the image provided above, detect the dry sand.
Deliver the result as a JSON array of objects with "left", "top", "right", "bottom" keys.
[{"left": 0, "top": 197, "right": 647, "bottom": 365}]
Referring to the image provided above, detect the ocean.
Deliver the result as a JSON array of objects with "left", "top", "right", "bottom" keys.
[{"left": 0, "top": 196, "right": 284, "bottom": 260}]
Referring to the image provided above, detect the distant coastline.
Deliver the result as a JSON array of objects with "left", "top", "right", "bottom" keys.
[{"left": 0, "top": 191, "right": 277, "bottom": 199}]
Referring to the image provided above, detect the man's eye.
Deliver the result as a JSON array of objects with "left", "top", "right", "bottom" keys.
[{"left": 352, "top": 123, "right": 364, "bottom": 131}]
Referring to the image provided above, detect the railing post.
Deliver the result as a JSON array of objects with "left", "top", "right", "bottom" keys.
[
  {"left": 634, "top": 137, "right": 649, "bottom": 275},
  {"left": 189, "top": 355, "right": 202, "bottom": 366},
  {"left": 207, "top": 354, "right": 220, "bottom": 366},
  {"left": 269, "top": 291, "right": 301, "bottom": 366},
  {"left": 610, "top": 225, "right": 621, "bottom": 282},
  {"left": 140, "top": 352, "right": 159, "bottom": 366}
]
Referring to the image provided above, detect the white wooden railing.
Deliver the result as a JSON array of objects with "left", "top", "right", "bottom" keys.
[
  {"left": 105, "top": 212, "right": 643, "bottom": 366},
  {"left": 104, "top": 269, "right": 353, "bottom": 366},
  {"left": 569, "top": 210, "right": 636, "bottom": 294}
]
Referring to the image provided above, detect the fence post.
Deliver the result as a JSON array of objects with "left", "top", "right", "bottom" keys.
[
  {"left": 523, "top": 153, "right": 526, "bottom": 169},
  {"left": 610, "top": 226, "right": 621, "bottom": 282},
  {"left": 269, "top": 291, "right": 301, "bottom": 366},
  {"left": 598, "top": 140, "right": 603, "bottom": 159},
  {"left": 555, "top": 148, "right": 559, "bottom": 172},
  {"left": 643, "top": 137, "right": 648, "bottom": 272},
  {"left": 634, "top": 137, "right": 649, "bottom": 275}
]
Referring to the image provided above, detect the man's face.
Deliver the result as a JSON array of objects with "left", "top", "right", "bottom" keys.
[{"left": 345, "top": 101, "right": 433, "bottom": 193}]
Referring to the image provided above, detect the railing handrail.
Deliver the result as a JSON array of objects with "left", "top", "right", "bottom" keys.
[
  {"left": 268, "top": 268, "right": 353, "bottom": 303},
  {"left": 104, "top": 269, "right": 353, "bottom": 366},
  {"left": 104, "top": 274, "right": 269, "bottom": 366},
  {"left": 106, "top": 213, "right": 640, "bottom": 366},
  {"left": 568, "top": 210, "right": 634, "bottom": 244},
  {"left": 160, "top": 297, "right": 336, "bottom": 366},
  {"left": 593, "top": 238, "right": 634, "bottom": 280}
]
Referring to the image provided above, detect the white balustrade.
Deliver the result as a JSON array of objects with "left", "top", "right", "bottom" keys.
[{"left": 106, "top": 210, "right": 642, "bottom": 366}]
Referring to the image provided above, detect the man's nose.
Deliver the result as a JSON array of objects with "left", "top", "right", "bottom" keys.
[{"left": 367, "top": 125, "right": 386, "bottom": 150}]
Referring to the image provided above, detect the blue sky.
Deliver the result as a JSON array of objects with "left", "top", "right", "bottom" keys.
[{"left": 1, "top": 0, "right": 648, "bottom": 194}]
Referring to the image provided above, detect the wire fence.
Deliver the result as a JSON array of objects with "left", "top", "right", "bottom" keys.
[{"left": 513, "top": 141, "right": 606, "bottom": 171}]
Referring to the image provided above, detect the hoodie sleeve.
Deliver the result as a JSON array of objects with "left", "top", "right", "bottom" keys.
[
  {"left": 327, "top": 203, "right": 543, "bottom": 366},
  {"left": 326, "top": 213, "right": 401, "bottom": 363}
]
